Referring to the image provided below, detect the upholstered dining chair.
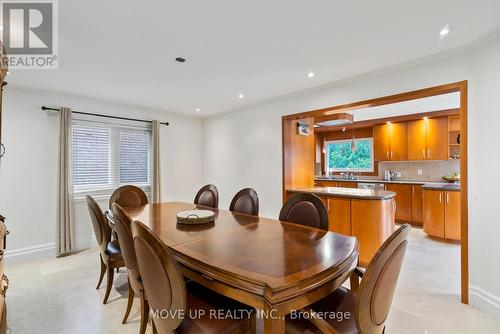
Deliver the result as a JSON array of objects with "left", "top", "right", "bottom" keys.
[
  {"left": 194, "top": 184, "right": 219, "bottom": 208},
  {"left": 279, "top": 193, "right": 329, "bottom": 230},
  {"left": 86, "top": 195, "right": 125, "bottom": 304},
  {"left": 111, "top": 203, "right": 149, "bottom": 334},
  {"left": 229, "top": 188, "right": 259, "bottom": 216},
  {"left": 131, "top": 220, "right": 251, "bottom": 334},
  {"left": 286, "top": 224, "right": 411, "bottom": 334},
  {"left": 109, "top": 185, "right": 148, "bottom": 209}
]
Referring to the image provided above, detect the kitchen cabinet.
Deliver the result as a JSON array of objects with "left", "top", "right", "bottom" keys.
[
  {"left": 407, "top": 117, "right": 448, "bottom": 160},
  {"left": 444, "top": 191, "right": 461, "bottom": 240},
  {"left": 411, "top": 185, "right": 423, "bottom": 226},
  {"left": 324, "top": 197, "right": 351, "bottom": 236},
  {"left": 373, "top": 122, "right": 407, "bottom": 161},
  {"left": 386, "top": 184, "right": 412, "bottom": 222},
  {"left": 337, "top": 181, "right": 358, "bottom": 188},
  {"left": 423, "top": 189, "right": 460, "bottom": 241}
]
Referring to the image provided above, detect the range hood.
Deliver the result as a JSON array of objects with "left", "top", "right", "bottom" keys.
[{"left": 314, "top": 113, "right": 353, "bottom": 127}]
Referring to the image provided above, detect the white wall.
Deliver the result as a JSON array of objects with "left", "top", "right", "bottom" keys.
[
  {"left": 0, "top": 87, "right": 204, "bottom": 260},
  {"left": 203, "top": 38, "right": 500, "bottom": 320}
]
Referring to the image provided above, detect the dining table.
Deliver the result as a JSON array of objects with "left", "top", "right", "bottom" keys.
[{"left": 115, "top": 201, "right": 358, "bottom": 334}]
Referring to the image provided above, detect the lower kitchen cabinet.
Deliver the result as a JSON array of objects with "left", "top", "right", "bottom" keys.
[
  {"left": 386, "top": 184, "right": 412, "bottom": 222},
  {"left": 324, "top": 197, "right": 351, "bottom": 235},
  {"left": 423, "top": 189, "right": 460, "bottom": 241},
  {"left": 411, "top": 185, "right": 423, "bottom": 226}
]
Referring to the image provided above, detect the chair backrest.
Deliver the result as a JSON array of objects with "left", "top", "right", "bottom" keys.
[
  {"left": 229, "top": 188, "right": 259, "bottom": 216},
  {"left": 109, "top": 185, "right": 148, "bottom": 209},
  {"left": 194, "top": 184, "right": 219, "bottom": 208},
  {"left": 355, "top": 224, "right": 410, "bottom": 334},
  {"left": 111, "top": 203, "right": 142, "bottom": 292},
  {"left": 132, "top": 220, "right": 187, "bottom": 333},
  {"left": 279, "top": 193, "right": 329, "bottom": 230},
  {"left": 86, "top": 195, "right": 112, "bottom": 257}
]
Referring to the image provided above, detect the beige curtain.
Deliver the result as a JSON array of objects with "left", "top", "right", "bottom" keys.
[
  {"left": 57, "top": 107, "right": 75, "bottom": 257},
  {"left": 151, "top": 120, "right": 161, "bottom": 203}
]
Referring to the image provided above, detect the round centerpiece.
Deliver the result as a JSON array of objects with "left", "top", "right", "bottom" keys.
[{"left": 176, "top": 210, "right": 215, "bottom": 225}]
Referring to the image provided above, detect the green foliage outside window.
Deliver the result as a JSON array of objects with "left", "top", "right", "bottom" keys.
[{"left": 327, "top": 139, "right": 373, "bottom": 171}]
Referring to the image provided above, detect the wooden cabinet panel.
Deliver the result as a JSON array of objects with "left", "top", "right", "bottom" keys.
[
  {"left": 386, "top": 184, "right": 412, "bottom": 222},
  {"left": 326, "top": 198, "right": 351, "bottom": 236},
  {"left": 423, "top": 190, "right": 445, "bottom": 238},
  {"left": 336, "top": 181, "right": 358, "bottom": 188},
  {"left": 351, "top": 199, "right": 395, "bottom": 267},
  {"left": 407, "top": 120, "right": 427, "bottom": 160},
  {"left": 411, "top": 185, "right": 423, "bottom": 226},
  {"left": 389, "top": 122, "right": 408, "bottom": 161},
  {"left": 373, "top": 124, "right": 390, "bottom": 161},
  {"left": 445, "top": 191, "right": 461, "bottom": 241},
  {"left": 426, "top": 117, "right": 448, "bottom": 160}
]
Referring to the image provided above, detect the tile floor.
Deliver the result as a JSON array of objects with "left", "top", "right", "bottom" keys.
[{"left": 5, "top": 227, "right": 500, "bottom": 333}]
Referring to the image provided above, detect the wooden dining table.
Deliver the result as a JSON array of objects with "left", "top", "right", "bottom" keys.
[{"left": 118, "top": 201, "right": 358, "bottom": 334}]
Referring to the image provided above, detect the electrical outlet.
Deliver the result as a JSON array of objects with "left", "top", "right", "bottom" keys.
[
  {"left": 417, "top": 169, "right": 423, "bottom": 175},
  {"left": 395, "top": 172, "right": 402, "bottom": 178}
]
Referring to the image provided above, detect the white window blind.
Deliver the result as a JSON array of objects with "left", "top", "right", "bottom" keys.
[{"left": 72, "top": 118, "right": 152, "bottom": 193}]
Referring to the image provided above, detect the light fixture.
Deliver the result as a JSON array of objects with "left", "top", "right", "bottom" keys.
[
  {"left": 238, "top": 93, "right": 244, "bottom": 99},
  {"left": 195, "top": 108, "right": 200, "bottom": 112},
  {"left": 440, "top": 25, "right": 450, "bottom": 37},
  {"left": 386, "top": 121, "right": 391, "bottom": 124},
  {"left": 322, "top": 126, "right": 327, "bottom": 154},
  {"left": 351, "top": 127, "right": 356, "bottom": 152},
  {"left": 307, "top": 72, "right": 315, "bottom": 78},
  {"left": 423, "top": 117, "right": 429, "bottom": 120}
]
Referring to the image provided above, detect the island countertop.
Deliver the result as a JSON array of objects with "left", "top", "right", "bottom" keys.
[{"left": 287, "top": 186, "right": 396, "bottom": 200}]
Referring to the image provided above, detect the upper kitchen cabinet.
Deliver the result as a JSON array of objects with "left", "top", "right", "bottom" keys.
[
  {"left": 373, "top": 122, "right": 407, "bottom": 161},
  {"left": 407, "top": 117, "right": 448, "bottom": 160}
]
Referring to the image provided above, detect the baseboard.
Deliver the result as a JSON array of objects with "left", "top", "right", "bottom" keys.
[
  {"left": 4, "top": 236, "right": 97, "bottom": 264},
  {"left": 470, "top": 285, "right": 500, "bottom": 322},
  {"left": 4, "top": 242, "right": 56, "bottom": 263}
]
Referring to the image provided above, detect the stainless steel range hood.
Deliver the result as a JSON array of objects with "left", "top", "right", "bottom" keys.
[{"left": 314, "top": 113, "right": 354, "bottom": 127}]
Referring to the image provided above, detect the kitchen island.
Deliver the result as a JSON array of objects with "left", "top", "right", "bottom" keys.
[{"left": 286, "top": 187, "right": 396, "bottom": 266}]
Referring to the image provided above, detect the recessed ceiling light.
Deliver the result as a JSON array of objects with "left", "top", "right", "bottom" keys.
[
  {"left": 195, "top": 108, "right": 200, "bottom": 112},
  {"left": 423, "top": 117, "right": 429, "bottom": 120},
  {"left": 175, "top": 57, "right": 186, "bottom": 63},
  {"left": 6, "top": 71, "right": 10, "bottom": 75},
  {"left": 439, "top": 25, "right": 450, "bottom": 37},
  {"left": 0, "top": 26, "right": 3, "bottom": 31},
  {"left": 307, "top": 72, "right": 315, "bottom": 78},
  {"left": 238, "top": 93, "right": 244, "bottom": 99}
]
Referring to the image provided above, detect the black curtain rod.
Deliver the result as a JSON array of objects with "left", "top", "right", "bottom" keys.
[{"left": 41, "top": 106, "right": 169, "bottom": 126}]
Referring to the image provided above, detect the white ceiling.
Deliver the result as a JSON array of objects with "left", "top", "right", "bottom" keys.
[{"left": 6, "top": 0, "right": 500, "bottom": 117}]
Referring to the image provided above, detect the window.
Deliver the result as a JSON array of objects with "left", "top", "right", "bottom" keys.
[
  {"left": 72, "top": 119, "right": 151, "bottom": 194},
  {"left": 325, "top": 138, "right": 374, "bottom": 172}
]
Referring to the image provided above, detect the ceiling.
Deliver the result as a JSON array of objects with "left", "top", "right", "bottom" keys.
[{"left": 6, "top": 1, "right": 500, "bottom": 117}]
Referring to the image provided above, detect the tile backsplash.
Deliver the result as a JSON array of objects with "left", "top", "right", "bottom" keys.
[{"left": 379, "top": 160, "right": 460, "bottom": 182}]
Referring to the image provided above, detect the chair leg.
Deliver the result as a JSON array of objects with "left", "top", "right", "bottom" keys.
[
  {"left": 139, "top": 294, "right": 149, "bottom": 334},
  {"left": 122, "top": 281, "right": 134, "bottom": 324},
  {"left": 96, "top": 255, "right": 106, "bottom": 289},
  {"left": 103, "top": 265, "right": 115, "bottom": 304}
]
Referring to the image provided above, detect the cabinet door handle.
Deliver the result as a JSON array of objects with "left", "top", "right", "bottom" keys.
[
  {"left": 428, "top": 149, "right": 431, "bottom": 159},
  {"left": 391, "top": 151, "right": 393, "bottom": 159},
  {"left": 422, "top": 149, "right": 426, "bottom": 159},
  {"left": 412, "top": 186, "right": 415, "bottom": 195},
  {"left": 439, "top": 192, "right": 442, "bottom": 203},
  {"left": 446, "top": 193, "right": 449, "bottom": 203},
  {"left": 386, "top": 151, "right": 389, "bottom": 159}
]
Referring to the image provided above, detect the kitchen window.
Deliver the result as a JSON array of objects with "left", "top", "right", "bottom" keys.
[
  {"left": 325, "top": 138, "right": 374, "bottom": 172},
  {"left": 72, "top": 118, "right": 152, "bottom": 196}
]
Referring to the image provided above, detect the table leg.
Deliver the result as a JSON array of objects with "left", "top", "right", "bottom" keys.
[{"left": 260, "top": 303, "right": 285, "bottom": 334}]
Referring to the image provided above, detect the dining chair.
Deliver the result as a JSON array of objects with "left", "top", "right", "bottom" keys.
[
  {"left": 194, "top": 184, "right": 219, "bottom": 208},
  {"left": 286, "top": 224, "right": 411, "bottom": 334},
  {"left": 229, "top": 188, "right": 259, "bottom": 216},
  {"left": 86, "top": 195, "right": 125, "bottom": 304},
  {"left": 109, "top": 185, "right": 148, "bottom": 209},
  {"left": 279, "top": 193, "right": 329, "bottom": 230},
  {"left": 111, "top": 203, "right": 149, "bottom": 334},
  {"left": 131, "top": 220, "right": 251, "bottom": 334}
]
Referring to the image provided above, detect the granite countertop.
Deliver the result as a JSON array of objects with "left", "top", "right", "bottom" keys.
[
  {"left": 422, "top": 183, "right": 461, "bottom": 192},
  {"left": 314, "top": 176, "right": 441, "bottom": 185},
  {"left": 287, "top": 187, "right": 396, "bottom": 200}
]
